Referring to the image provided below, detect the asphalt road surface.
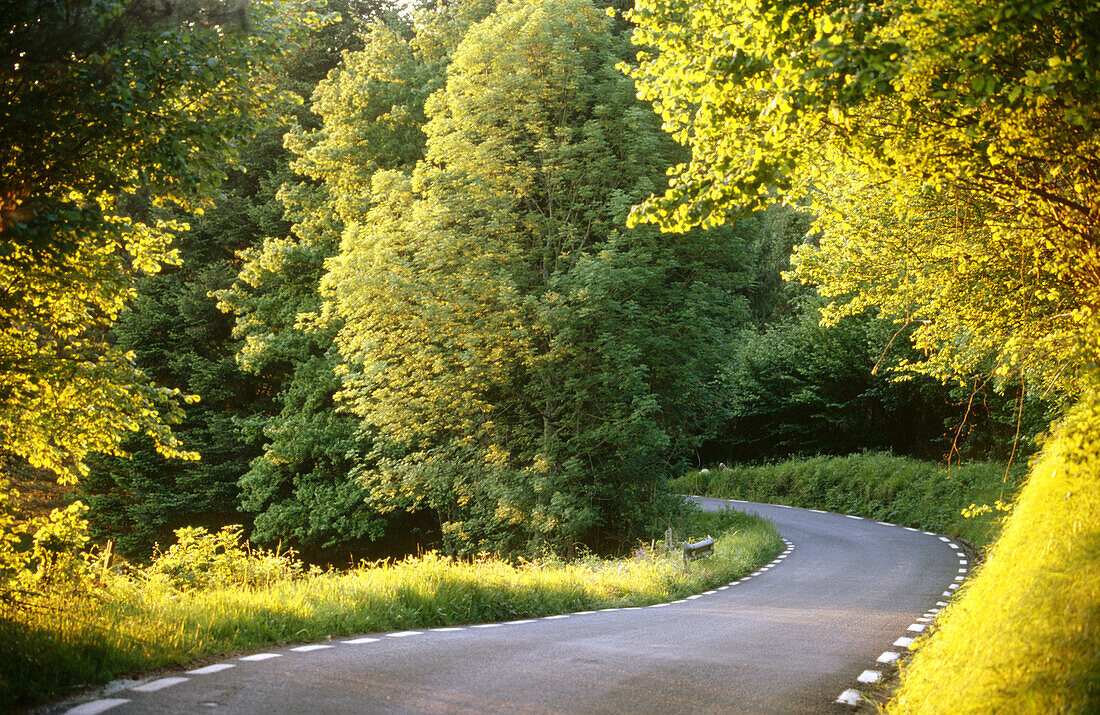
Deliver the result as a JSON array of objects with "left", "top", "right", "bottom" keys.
[{"left": 58, "top": 499, "right": 969, "bottom": 714}]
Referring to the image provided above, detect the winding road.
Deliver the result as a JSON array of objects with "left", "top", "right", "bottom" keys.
[{"left": 59, "top": 499, "right": 969, "bottom": 714}]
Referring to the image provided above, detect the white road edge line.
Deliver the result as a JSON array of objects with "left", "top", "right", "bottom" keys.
[
  {"left": 187, "top": 663, "right": 235, "bottom": 675},
  {"left": 64, "top": 699, "right": 131, "bottom": 715},
  {"left": 857, "top": 670, "right": 881, "bottom": 684},
  {"left": 344, "top": 636, "right": 382, "bottom": 643},
  {"left": 291, "top": 644, "right": 334, "bottom": 652},
  {"left": 131, "top": 677, "right": 189, "bottom": 693},
  {"left": 239, "top": 653, "right": 282, "bottom": 662},
  {"left": 836, "top": 689, "right": 863, "bottom": 706}
]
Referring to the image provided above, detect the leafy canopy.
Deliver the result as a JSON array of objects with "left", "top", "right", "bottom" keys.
[
  {"left": 0, "top": 0, "right": 329, "bottom": 484},
  {"left": 624, "top": 0, "right": 1100, "bottom": 398}
]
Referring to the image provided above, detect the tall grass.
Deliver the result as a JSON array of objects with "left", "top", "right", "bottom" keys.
[
  {"left": 672, "top": 452, "right": 1025, "bottom": 548},
  {"left": 888, "top": 393, "right": 1100, "bottom": 713},
  {"left": 0, "top": 508, "right": 781, "bottom": 710}
]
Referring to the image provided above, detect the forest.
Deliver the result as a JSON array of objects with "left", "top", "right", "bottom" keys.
[{"left": 1, "top": 0, "right": 1097, "bottom": 711}]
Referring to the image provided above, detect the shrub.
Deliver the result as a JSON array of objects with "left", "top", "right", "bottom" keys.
[{"left": 144, "top": 525, "right": 307, "bottom": 593}]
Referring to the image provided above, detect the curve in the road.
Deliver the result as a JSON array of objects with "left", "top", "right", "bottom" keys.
[{"left": 57, "top": 500, "right": 969, "bottom": 714}]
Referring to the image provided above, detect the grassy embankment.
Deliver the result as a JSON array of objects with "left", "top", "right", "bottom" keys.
[
  {"left": 889, "top": 395, "right": 1100, "bottom": 713},
  {"left": 0, "top": 507, "right": 781, "bottom": 710},
  {"left": 673, "top": 451, "right": 1026, "bottom": 548}
]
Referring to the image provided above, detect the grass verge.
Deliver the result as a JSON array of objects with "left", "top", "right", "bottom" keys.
[
  {"left": 0, "top": 507, "right": 781, "bottom": 710},
  {"left": 888, "top": 392, "right": 1100, "bottom": 713},
  {"left": 672, "top": 451, "right": 1025, "bottom": 548}
]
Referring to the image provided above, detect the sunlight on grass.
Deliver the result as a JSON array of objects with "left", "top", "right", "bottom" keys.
[
  {"left": 0, "top": 509, "right": 780, "bottom": 709},
  {"left": 889, "top": 392, "right": 1100, "bottom": 713}
]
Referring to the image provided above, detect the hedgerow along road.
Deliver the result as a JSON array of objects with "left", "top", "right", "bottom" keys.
[{"left": 59, "top": 498, "right": 967, "bottom": 713}]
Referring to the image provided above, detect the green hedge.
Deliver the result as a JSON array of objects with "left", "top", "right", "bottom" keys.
[{"left": 673, "top": 451, "right": 1025, "bottom": 548}]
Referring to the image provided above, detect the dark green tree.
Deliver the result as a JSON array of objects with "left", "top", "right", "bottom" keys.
[{"left": 77, "top": 1, "right": 395, "bottom": 559}]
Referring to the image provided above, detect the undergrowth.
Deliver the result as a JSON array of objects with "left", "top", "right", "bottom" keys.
[
  {"left": 0, "top": 506, "right": 780, "bottom": 709},
  {"left": 672, "top": 451, "right": 1025, "bottom": 548}
]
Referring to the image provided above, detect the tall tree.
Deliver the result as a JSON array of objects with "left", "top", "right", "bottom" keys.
[
  {"left": 0, "top": 0, "right": 326, "bottom": 485},
  {"left": 215, "top": 0, "right": 485, "bottom": 553},
  {"left": 321, "top": 0, "right": 751, "bottom": 554}
]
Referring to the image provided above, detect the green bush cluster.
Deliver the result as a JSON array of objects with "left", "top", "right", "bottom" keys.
[
  {"left": 1, "top": 483, "right": 100, "bottom": 611},
  {"left": 673, "top": 452, "right": 1025, "bottom": 548},
  {"left": 144, "top": 525, "right": 310, "bottom": 593}
]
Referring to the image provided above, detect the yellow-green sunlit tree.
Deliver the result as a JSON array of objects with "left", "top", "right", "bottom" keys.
[
  {"left": 0, "top": 0, "right": 327, "bottom": 598},
  {"left": 624, "top": 0, "right": 1100, "bottom": 400},
  {"left": 320, "top": 0, "right": 751, "bottom": 554}
]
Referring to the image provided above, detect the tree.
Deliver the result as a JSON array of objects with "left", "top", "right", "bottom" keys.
[
  {"left": 0, "top": 0, "right": 328, "bottom": 488},
  {"left": 623, "top": 0, "right": 1100, "bottom": 402},
  {"left": 214, "top": 0, "right": 480, "bottom": 554},
  {"left": 321, "top": 0, "right": 750, "bottom": 554}
]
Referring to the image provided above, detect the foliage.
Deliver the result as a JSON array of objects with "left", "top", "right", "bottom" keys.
[
  {"left": 213, "top": 0, "right": 456, "bottom": 553},
  {"left": 0, "top": 478, "right": 100, "bottom": 611},
  {"left": 145, "top": 525, "right": 308, "bottom": 593},
  {"left": 890, "top": 390, "right": 1100, "bottom": 713},
  {"left": 0, "top": 0, "right": 328, "bottom": 486},
  {"left": 76, "top": 0, "right": 400, "bottom": 559},
  {"left": 0, "top": 507, "right": 781, "bottom": 709},
  {"left": 77, "top": 170, "right": 277, "bottom": 558},
  {"left": 321, "top": 0, "right": 752, "bottom": 555},
  {"left": 675, "top": 452, "right": 1026, "bottom": 548},
  {"left": 623, "top": 0, "right": 1100, "bottom": 402}
]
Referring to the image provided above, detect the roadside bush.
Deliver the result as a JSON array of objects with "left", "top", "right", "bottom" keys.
[
  {"left": 1, "top": 482, "right": 100, "bottom": 611},
  {"left": 890, "top": 391, "right": 1100, "bottom": 713},
  {"left": 145, "top": 525, "right": 308, "bottom": 593}
]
